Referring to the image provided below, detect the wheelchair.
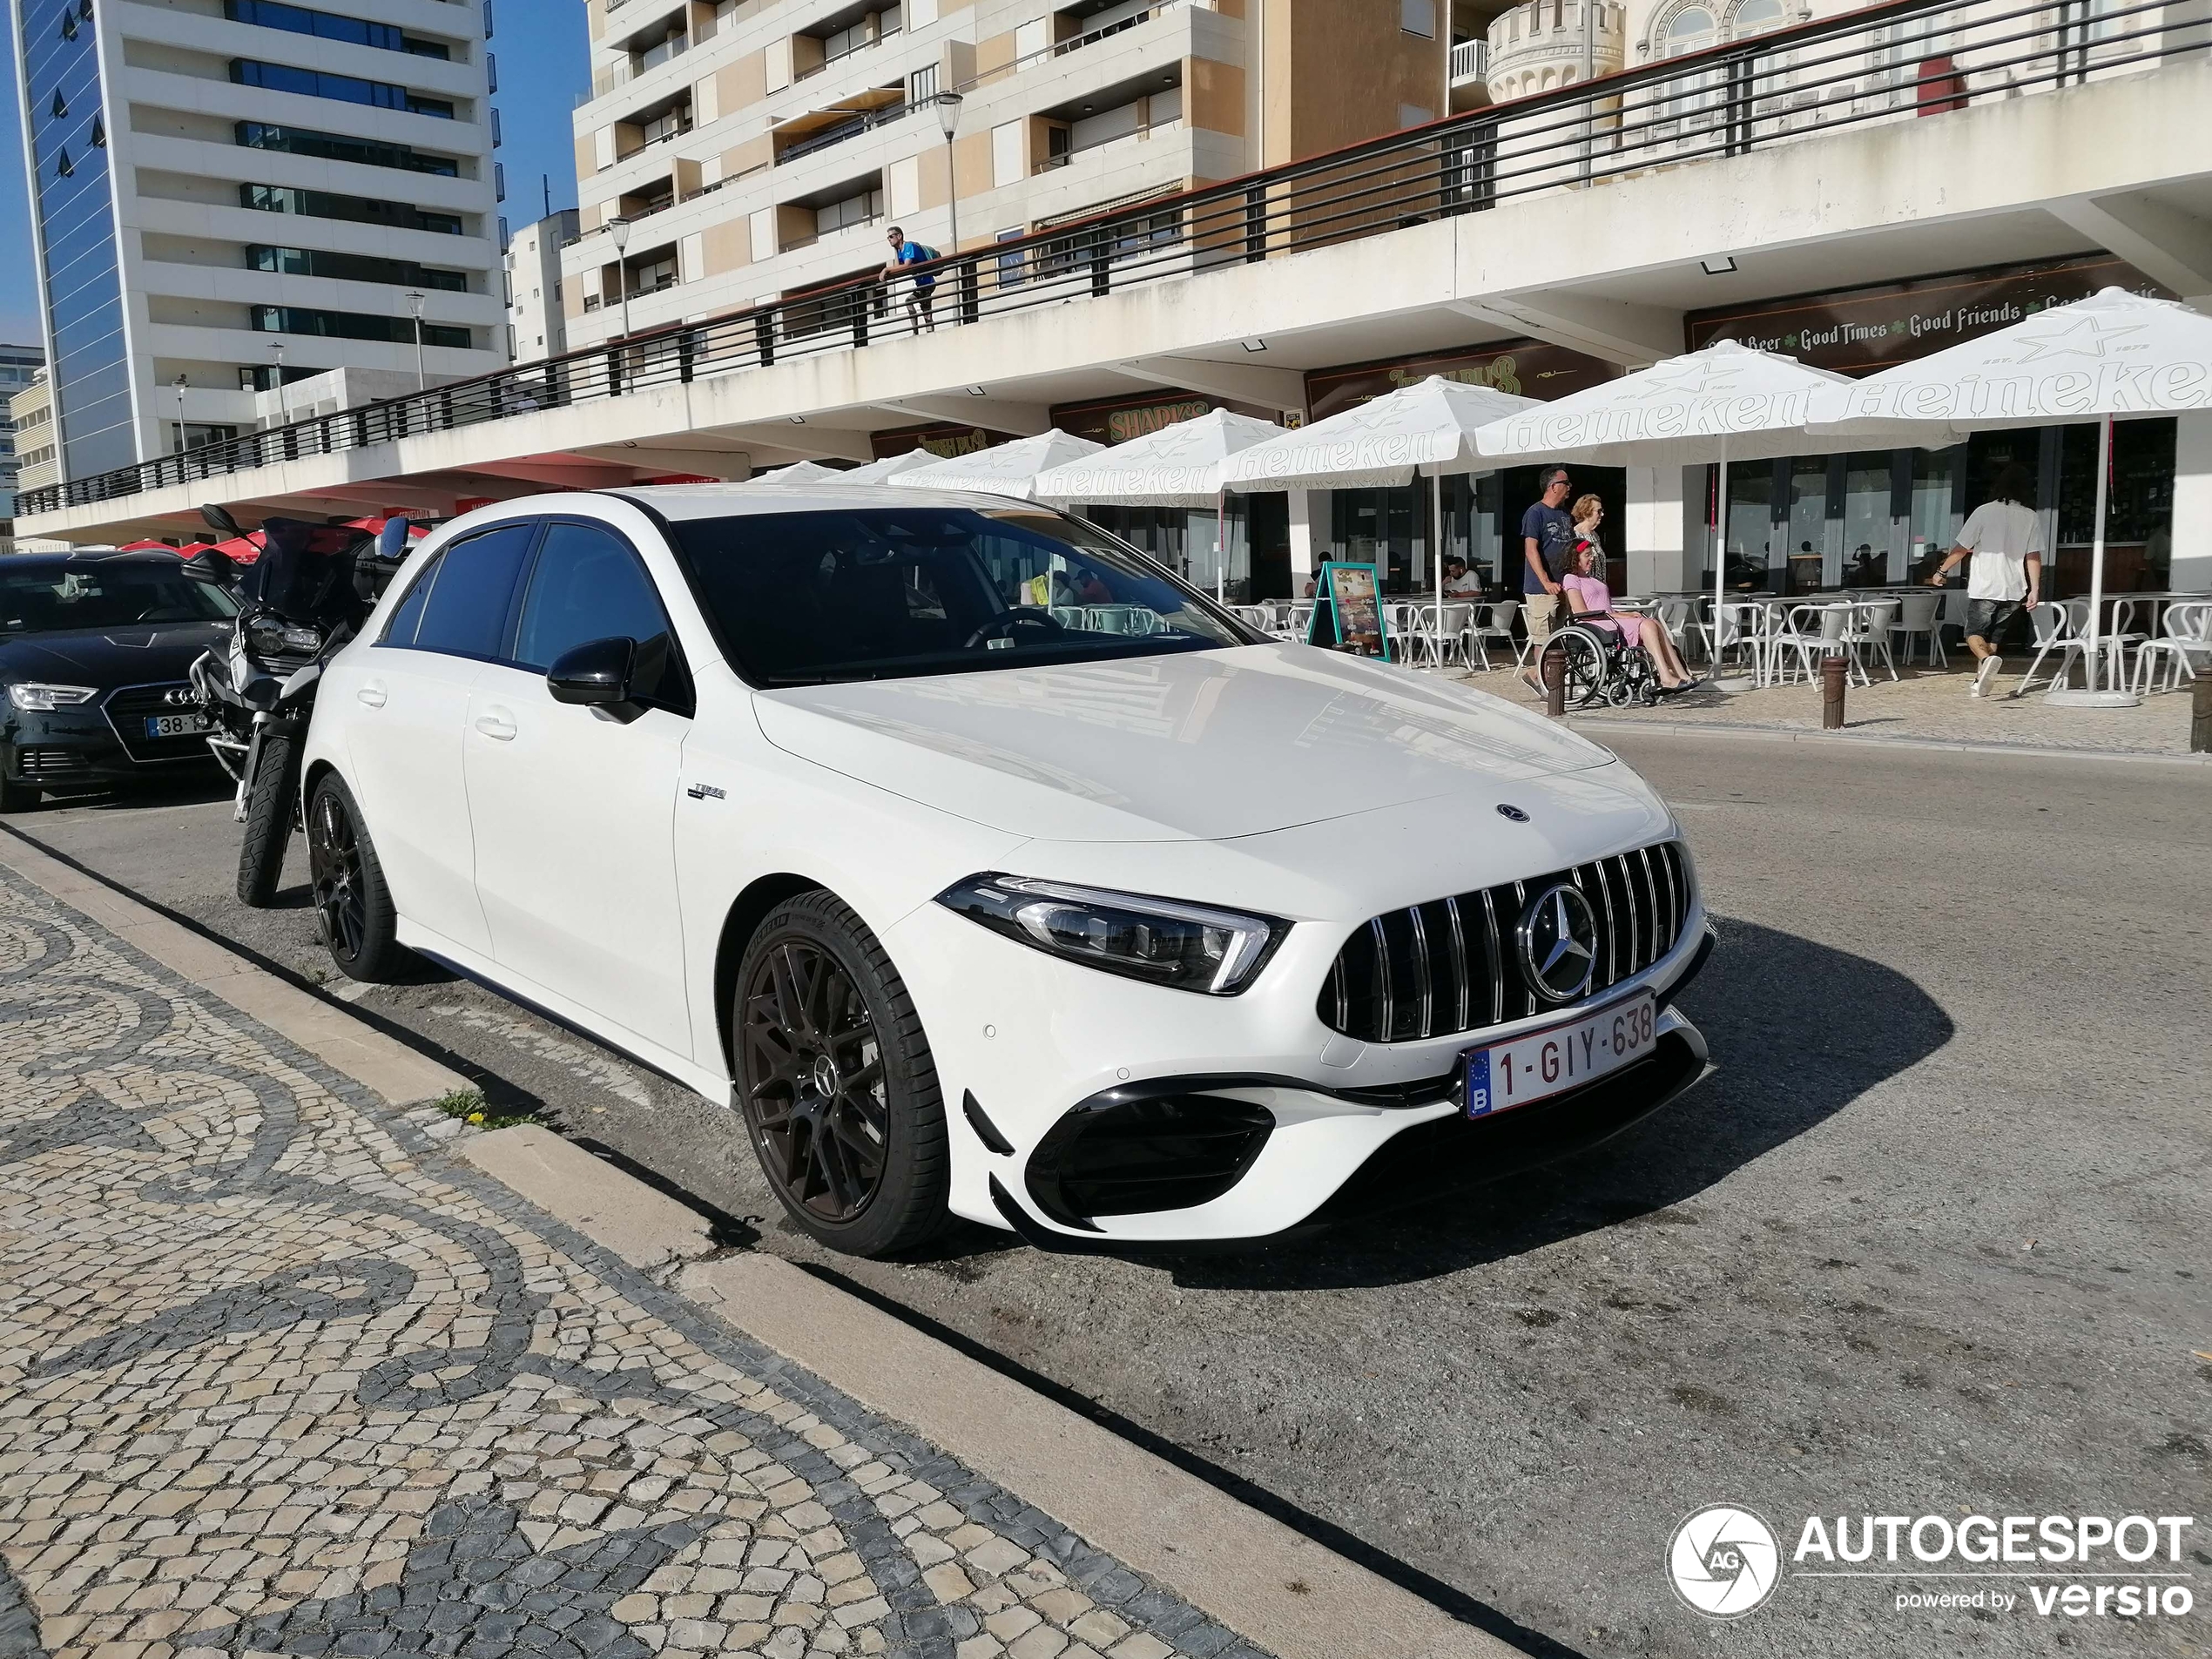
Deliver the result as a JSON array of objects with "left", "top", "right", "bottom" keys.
[{"left": 1542, "top": 615, "right": 1665, "bottom": 709}]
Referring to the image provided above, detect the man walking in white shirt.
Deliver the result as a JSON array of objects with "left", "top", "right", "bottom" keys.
[{"left": 1926, "top": 463, "right": 2043, "bottom": 698}]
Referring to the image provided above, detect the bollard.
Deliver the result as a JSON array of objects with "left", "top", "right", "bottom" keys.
[
  {"left": 1822, "top": 651, "right": 1847, "bottom": 730},
  {"left": 1543, "top": 641, "right": 1568, "bottom": 718},
  {"left": 2194, "top": 674, "right": 2212, "bottom": 753}
]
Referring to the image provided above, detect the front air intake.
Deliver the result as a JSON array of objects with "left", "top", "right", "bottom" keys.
[{"left": 1026, "top": 1094, "right": 1274, "bottom": 1224}]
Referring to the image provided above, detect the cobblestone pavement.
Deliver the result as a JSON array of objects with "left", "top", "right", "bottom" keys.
[{"left": 0, "top": 866, "right": 1272, "bottom": 1659}]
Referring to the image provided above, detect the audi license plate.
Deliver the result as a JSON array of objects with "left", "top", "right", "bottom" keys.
[
  {"left": 1465, "top": 990, "right": 1656, "bottom": 1119},
  {"left": 143, "top": 712, "right": 210, "bottom": 738}
]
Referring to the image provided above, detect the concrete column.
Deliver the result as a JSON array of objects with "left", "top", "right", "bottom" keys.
[
  {"left": 2173, "top": 412, "right": 2212, "bottom": 590},
  {"left": 1288, "top": 490, "right": 1320, "bottom": 585},
  {"left": 1625, "top": 465, "right": 1689, "bottom": 592}
]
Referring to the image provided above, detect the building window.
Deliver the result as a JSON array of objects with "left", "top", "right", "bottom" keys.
[
  {"left": 230, "top": 59, "right": 455, "bottom": 118},
  {"left": 908, "top": 64, "right": 938, "bottom": 104},
  {"left": 224, "top": 1, "right": 448, "bottom": 59},
  {"left": 1401, "top": 0, "right": 1435, "bottom": 37},
  {"left": 241, "top": 182, "right": 464, "bottom": 235},
  {"left": 237, "top": 122, "right": 460, "bottom": 177},
  {"left": 248, "top": 244, "right": 469, "bottom": 290},
  {"left": 250, "top": 304, "right": 472, "bottom": 349}
]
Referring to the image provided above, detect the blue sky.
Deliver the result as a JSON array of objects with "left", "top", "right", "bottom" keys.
[{"left": 0, "top": 9, "right": 590, "bottom": 351}]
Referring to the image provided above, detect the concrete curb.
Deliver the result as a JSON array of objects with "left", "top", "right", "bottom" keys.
[
  {"left": 0, "top": 826, "right": 470, "bottom": 1108},
  {"left": 1562, "top": 715, "right": 2212, "bottom": 765},
  {"left": 0, "top": 825, "right": 1528, "bottom": 1659}
]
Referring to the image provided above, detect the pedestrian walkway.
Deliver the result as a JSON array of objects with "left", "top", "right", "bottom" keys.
[
  {"left": 0, "top": 863, "right": 1272, "bottom": 1659},
  {"left": 1448, "top": 662, "right": 2202, "bottom": 757}
]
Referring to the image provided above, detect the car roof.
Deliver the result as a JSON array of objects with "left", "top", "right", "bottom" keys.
[
  {"left": 610, "top": 483, "right": 1049, "bottom": 523},
  {"left": 2, "top": 550, "right": 185, "bottom": 572}
]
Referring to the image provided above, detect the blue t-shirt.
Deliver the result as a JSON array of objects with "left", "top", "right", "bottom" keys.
[
  {"left": 894, "top": 241, "right": 937, "bottom": 288},
  {"left": 1520, "top": 502, "right": 1575, "bottom": 594}
]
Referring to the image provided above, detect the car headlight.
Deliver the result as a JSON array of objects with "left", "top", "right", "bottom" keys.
[
  {"left": 7, "top": 683, "right": 98, "bottom": 712},
  {"left": 246, "top": 616, "right": 323, "bottom": 656},
  {"left": 936, "top": 874, "right": 1286, "bottom": 995}
]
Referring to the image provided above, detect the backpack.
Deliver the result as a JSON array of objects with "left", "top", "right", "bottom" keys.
[{"left": 908, "top": 243, "right": 940, "bottom": 264}]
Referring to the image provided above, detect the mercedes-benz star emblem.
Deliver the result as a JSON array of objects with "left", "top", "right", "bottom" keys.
[
  {"left": 1496, "top": 803, "right": 1530, "bottom": 823},
  {"left": 1518, "top": 882, "right": 1598, "bottom": 1003}
]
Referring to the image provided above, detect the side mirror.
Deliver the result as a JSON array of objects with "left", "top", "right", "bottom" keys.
[
  {"left": 179, "top": 549, "right": 239, "bottom": 588},
  {"left": 200, "top": 502, "right": 242, "bottom": 536},
  {"left": 375, "top": 517, "right": 410, "bottom": 563},
  {"left": 547, "top": 636, "right": 640, "bottom": 721}
]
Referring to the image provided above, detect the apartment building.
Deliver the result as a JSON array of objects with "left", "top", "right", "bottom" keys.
[
  {"left": 0, "top": 344, "right": 44, "bottom": 524},
  {"left": 506, "top": 206, "right": 581, "bottom": 363},
  {"left": 7, "top": 0, "right": 508, "bottom": 484},
  {"left": 562, "top": 0, "right": 1456, "bottom": 354}
]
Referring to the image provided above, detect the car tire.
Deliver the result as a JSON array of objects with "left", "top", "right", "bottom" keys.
[
  {"left": 236, "top": 732, "right": 300, "bottom": 907},
  {"left": 306, "top": 773, "right": 407, "bottom": 983},
  {"left": 734, "top": 891, "right": 950, "bottom": 1258}
]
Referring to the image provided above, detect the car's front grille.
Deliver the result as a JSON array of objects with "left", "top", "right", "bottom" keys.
[
  {"left": 102, "top": 683, "right": 210, "bottom": 765},
  {"left": 1318, "top": 840, "right": 1695, "bottom": 1044}
]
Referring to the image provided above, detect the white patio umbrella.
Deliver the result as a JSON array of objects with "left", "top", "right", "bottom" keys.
[
  {"left": 1810, "top": 287, "right": 2212, "bottom": 706},
  {"left": 741, "top": 459, "right": 851, "bottom": 486},
  {"left": 1223, "top": 376, "right": 1541, "bottom": 656},
  {"left": 889, "top": 428, "right": 1104, "bottom": 500},
  {"left": 1475, "top": 340, "right": 1952, "bottom": 689},
  {"left": 840, "top": 449, "right": 943, "bottom": 485},
  {"left": 1033, "top": 409, "right": 1286, "bottom": 602}
]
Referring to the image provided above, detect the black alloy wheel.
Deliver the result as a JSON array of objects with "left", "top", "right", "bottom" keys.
[
  {"left": 306, "top": 774, "right": 404, "bottom": 982},
  {"left": 735, "top": 892, "right": 948, "bottom": 1257}
]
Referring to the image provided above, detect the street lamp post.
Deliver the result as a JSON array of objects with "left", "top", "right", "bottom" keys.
[
  {"left": 172, "top": 373, "right": 188, "bottom": 457},
  {"left": 270, "top": 341, "right": 288, "bottom": 424},
  {"left": 607, "top": 216, "right": 633, "bottom": 342},
  {"left": 405, "top": 290, "right": 428, "bottom": 392},
  {"left": 934, "top": 93, "right": 963, "bottom": 313}
]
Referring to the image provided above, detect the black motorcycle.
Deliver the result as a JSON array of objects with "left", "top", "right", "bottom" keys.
[{"left": 184, "top": 508, "right": 412, "bottom": 906}]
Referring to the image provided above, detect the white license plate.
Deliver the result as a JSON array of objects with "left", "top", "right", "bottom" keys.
[
  {"left": 1465, "top": 991, "right": 1657, "bottom": 1119},
  {"left": 143, "top": 713, "right": 210, "bottom": 738}
]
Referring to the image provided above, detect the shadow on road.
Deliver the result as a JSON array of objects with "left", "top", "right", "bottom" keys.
[{"left": 1109, "top": 916, "right": 1951, "bottom": 1291}]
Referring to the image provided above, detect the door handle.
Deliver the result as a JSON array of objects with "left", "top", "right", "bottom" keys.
[
  {"left": 474, "top": 709, "right": 518, "bottom": 742},
  {"left": 357, "top": 682, "right": 388, "bottom": 709}
]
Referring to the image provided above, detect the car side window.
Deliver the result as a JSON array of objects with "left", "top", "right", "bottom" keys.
[
  {"left": 403, "top": 523, "right": 537, "bottom": 660},
  {"left": 378, "top": 552, "right": 443, "bottom": 647},
  {"left": 512, "top": 522, "right": 693, "bottom": 716}
]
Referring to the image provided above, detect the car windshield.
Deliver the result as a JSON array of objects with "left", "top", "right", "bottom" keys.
[
  {"left": 664, "top": 506, "right": 1257, "bottom": 685},
  {"left": 0, "top": 563, "right": 239, "bottom": 636}
]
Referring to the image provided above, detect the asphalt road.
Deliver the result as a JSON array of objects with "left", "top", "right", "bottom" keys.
[{"left": 7, "top": 731, "right": 2208, "bottom": 1659}]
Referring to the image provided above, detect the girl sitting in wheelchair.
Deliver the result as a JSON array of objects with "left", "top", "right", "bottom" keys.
[{"left": 1554, "top": 497, "right": 1701, "bottom": 701}]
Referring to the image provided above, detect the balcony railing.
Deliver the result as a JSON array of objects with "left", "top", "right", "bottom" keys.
[
  {"left": 24, "top": 0, "right": 2203, "bottom": 518},
  {"left": 950, "top": 0, "right": 1187, "bottom": 93},
  {"left": 1451, "top": 37, "right": 1489, "bottom": 82}
]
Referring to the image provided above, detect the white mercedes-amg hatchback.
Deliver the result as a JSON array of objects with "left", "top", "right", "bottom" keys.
[{"left": 300, "top": 486, "right": 1713, "bottom": 1256}]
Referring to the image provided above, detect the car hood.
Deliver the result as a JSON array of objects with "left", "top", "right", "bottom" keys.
[
  {"left": 752, "top": 644, "right": 1618, "bottom": 843},
  {"left": 0, "top": 624, "right": 227, "bottom": 689}
]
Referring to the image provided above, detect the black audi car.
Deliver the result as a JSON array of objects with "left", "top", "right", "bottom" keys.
[{"left": 0, "top": 550, "right": 239, "bottom": 813}]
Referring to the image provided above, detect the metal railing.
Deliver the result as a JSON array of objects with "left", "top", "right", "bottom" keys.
[
  {"left": 24, "top": 0, "right": 2203, "bottom": 518},
  {"left": 1450, "top": 37, "right": 1489, "bottom": 82}
]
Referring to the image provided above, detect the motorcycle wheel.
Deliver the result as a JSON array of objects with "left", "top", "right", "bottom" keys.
[{"left": 236, "top": 732, "right": 300, "bottom": 907}]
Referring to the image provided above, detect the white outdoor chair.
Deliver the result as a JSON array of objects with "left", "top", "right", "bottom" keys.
[
  {"left": 1890, "top": 588, "right": 1944, "bottom": 666},
  {"left": 1768, "top": 603, "right": 1847, "bottom": 685},
  {"left": 1467, "top": 600, "right": 1519, "bottom": 671},
  {"left": 1841, "top": 598, "right": 1901, "bottom": 684},
  {"left": 2015, "top": 601, "right": 2087, "bottom": 697},
  {"left": 1433, "top": 602, "right": 1475, "bottom": 670},
  {"left": 1712, "top": 600, "right": 1769, "bottom": 682},
  {"left": 1656, "top": 597, "right": 1705, "bottom": 664},
  {"left": 2133, "top": 600, "right": 2212, "bottom": 695}
]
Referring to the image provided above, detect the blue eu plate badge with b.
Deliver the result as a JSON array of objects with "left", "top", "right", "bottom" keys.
[{"left": 1465, "top": 1049, "right": 1494, "bottom": 1119}]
